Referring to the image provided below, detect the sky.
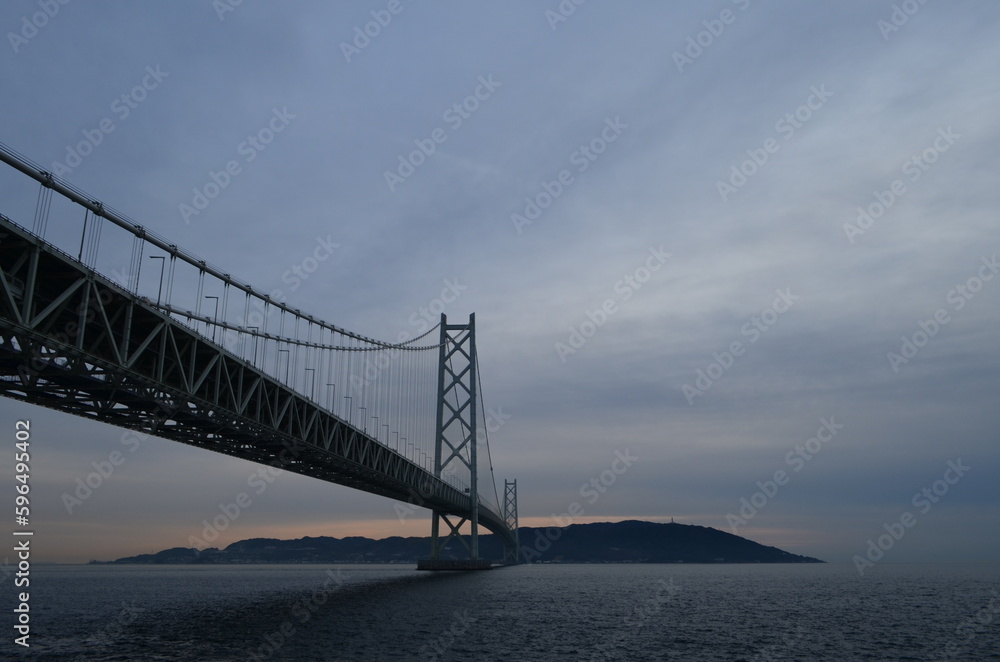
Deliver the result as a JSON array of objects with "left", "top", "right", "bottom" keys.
[{"left": 0, "top": 0, "right": 998, "bottom": 565}]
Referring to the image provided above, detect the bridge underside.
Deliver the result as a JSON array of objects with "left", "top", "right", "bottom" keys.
[{"left": 0, "top": 214, "right": 515, "bottom": 551}]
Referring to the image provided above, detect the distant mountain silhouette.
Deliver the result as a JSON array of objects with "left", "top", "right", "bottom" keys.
[
  {"left": 514, "top": 520, "right": 822, "bottom": 563},
  {"left": 104, "top": 520, "right": 823, "bottom": 564}
]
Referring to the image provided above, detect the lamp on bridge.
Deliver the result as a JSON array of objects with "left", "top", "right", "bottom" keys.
[
  {"left": 278, "top": 348, "right": 290, "bottom": 383},
  {"left": 204, "top": 295, "right": 219, "bottom": 342},
  {"left": 148, "top": 255, "right": 165, "bottom": 306},
  {"left": 304, "top": 368, "right": 315, "bottom": 400},
  {"left": 248, "top": 327, "right": 259, "bottom": 363}
]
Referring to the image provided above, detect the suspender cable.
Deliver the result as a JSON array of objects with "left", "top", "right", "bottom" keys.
[
  {"left": 475, "top": 347, "right": 502, "bottom": 514},
  {"left": 78, "top": 209, "right": 89, "bottom": 261},
  {"left": 32, "top": 180, "right": 52, "bottom": 237}
]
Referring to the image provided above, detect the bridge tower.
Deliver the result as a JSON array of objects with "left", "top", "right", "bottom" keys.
[
  {"left": 503, "top": 479, "right": 520, "bottom": 564},
  {"left": 419, "top": 313, "right": 486, "bottom": 569},
  {"left": 418, "top": 313, "right": 520, "bottom": 570}
]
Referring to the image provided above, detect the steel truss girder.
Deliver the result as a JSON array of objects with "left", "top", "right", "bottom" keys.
[{"left": 0, "top": 215, "right": 516, "bottom": 548}]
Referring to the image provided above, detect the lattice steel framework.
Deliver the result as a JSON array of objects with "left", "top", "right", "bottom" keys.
[
  {"left": 503, "top": 479, "right": 520, "bottom": 564},
  {"left": 0, "top": 142, "right": 522, "bottom": 564},
  {"left": 0, "top": 215, "right": 519, "bottom": 548},
  {"left": 430, "top": 314, "right": 480, "bottom": 559}
]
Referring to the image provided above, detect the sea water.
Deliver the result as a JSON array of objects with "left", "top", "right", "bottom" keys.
[{"left": 5, "top": 562, "right": 998, "bottom": 661}]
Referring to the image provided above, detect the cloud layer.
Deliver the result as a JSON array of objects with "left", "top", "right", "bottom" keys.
[{"left": 1, "top": 1, "right": 997, "bottom": 564}]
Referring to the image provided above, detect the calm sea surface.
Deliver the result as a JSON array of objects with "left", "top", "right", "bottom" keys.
[{"left": 5, "top": 563, "right": 999, "bottom": 661}]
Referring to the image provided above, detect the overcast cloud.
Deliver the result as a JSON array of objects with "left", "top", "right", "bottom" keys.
[{"left": 0, "top": 0, "right": 997, "bottom": 564}]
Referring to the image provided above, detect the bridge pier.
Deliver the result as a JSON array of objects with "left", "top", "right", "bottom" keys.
[{"left": 416, "top": 559, "right": 493, "bottom": 571}]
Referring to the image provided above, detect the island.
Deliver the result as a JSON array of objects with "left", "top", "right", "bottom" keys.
[{"left": 100, "top": 520, "right": 823, "bottom": 564}]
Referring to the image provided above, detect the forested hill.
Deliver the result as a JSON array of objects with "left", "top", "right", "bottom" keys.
[{"left": 106, "top": 520, "right": 823, "bottom": 564}]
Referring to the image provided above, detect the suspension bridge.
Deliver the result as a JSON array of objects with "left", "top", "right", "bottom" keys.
[{"left": 0, "top": 142, "right": 519, "bottom": 569}]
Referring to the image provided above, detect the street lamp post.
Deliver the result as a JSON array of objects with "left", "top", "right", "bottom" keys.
[
  {"left": 204, "top": 295, "right": 219, "bottom": 342},
  {"left": 305, "top": 368, "right": 315, "bottom": 400},
  {"left": 278, "top": 348, "right": 290, "bottom": 383},
  {"left": 149, "top": 256, "right": 165, "bottom": 306},
  {"left": 247, "top": 326, "right": 259, "bottom": 363}
]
